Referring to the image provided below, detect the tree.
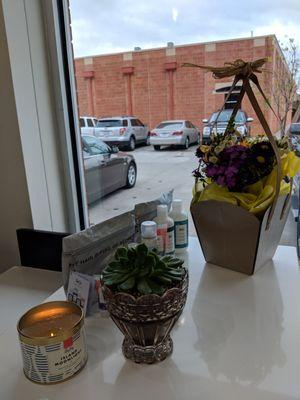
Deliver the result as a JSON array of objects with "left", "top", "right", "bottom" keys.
[{"left": 272, "top": 38, "right": 300, "bottom": 137}]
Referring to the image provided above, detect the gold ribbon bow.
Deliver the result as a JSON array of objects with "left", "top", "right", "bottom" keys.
[{"left": 182, "top": 58, "right": 268, "bottom": 79}]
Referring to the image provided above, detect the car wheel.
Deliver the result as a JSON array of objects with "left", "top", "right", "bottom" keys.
[
  {"left": 126, "top": 162, "right": 137, "bottom": 188},
  {"left": 128, "top": 136, "right": 136, "bottom": 151},
  {"left": 146, "top": 134, "right": 151, "bottom": 146},
  {"left": 183, "top": 137, "right": 189, "bottom": 149},
  {"left": 154, "top": 145, "right": 161, "bottom": 151}
]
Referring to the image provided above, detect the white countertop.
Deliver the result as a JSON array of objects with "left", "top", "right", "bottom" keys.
[
  {"left": 0, "top": 238, "right": 300, "bottom": 400},
  {"left": 0, "top": 267, "right": 62, "bottom": 336}
]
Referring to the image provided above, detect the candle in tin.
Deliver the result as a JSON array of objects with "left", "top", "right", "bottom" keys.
[{"left": 17, "top": 301, "right": 87, "bottom": 384}]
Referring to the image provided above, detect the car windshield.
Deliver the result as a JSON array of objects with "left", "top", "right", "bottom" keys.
[
  {"left": 209, "top": 110, "right": 245, "bottom": 123},
  {"left": 97, "top": 119, "right": 123, "bottom": 127},
  {"left": 156, "top": 122, "right": 183, "bottom": 130},
  {"left": 290, "top": 124, "right": 300, "bottom": 134},
  {"left": 82, "top": 136, "right": 111, "bottom": 155}
]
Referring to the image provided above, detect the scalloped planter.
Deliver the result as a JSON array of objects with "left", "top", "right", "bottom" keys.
[{"left": 102, "top": 270, "right": 188, "bottom": 364}]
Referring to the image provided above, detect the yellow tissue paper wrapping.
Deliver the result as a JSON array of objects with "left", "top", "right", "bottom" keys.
[{"left": 193, "top": 151, "right": 300, "bottom": 216}]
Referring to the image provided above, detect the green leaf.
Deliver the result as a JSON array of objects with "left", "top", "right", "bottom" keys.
[
  {"left": 146, "top": 279, "right": 165, "bottom": 295},
  {"left": 155, "top": 275, "right": 172, "bottom": 284},
  {"left": 103, "top": 272, "right": 132, "bottom": 286},
  {"left": 156, "top": 260, "right": 167, "bottom": 271},
  {"left": 115, "top": 247, "right": 128, "bottom": 260},
  {"left": 136, "top": 243, "right": 148, "bottom": 257},
  {"left": 161, "top": 255, "right": 174, "bottom": 263},
  {"left": 164, "top": 269, "right": 184, "bottom": 276},
  {"left": 107, "top": 261, "right": 121, "bottom": 270},
  {"left": 144, "top": 254, "right": 156, "bottom": 269},
  {"left": 137, "top": 278, "right": 152, "bottom": 294},
  {"left": 151, "top": 269, "right": 163, "bottom": 277},
  {"left": 119, "top": 257, "right": 130, "bottom": 267},
  {"left": 127, "top": 248, "right": 136, "bottom": 260},
  {"left": 138, "top": 266, "right": 150, "bottom": 278},
  {"left": 163, "top": 274, "right": 183, "bottom": 282},
  {"left": 166, "top": 258, "right": 184, "bottom": 268},
  {"left": 119, "top": 276, "right": 136, "bottom": 291}
]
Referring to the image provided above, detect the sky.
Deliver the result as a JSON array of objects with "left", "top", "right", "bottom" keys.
[{"left": 69, "top": 0, "right": 300, "bottom": 58}]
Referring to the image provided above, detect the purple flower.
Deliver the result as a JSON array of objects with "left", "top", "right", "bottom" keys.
[{"left": 216, "top": 176, "right": 226, "bottom": 186}]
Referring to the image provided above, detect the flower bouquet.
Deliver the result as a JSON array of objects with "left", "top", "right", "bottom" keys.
[{"left": 187, "top": 59, "right": 300, "bottom": 274}]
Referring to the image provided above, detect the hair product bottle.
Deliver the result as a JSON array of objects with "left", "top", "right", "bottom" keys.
[
  {"left": 141, "top": 221, "right": 157, "bottom": 250},
  {"left": 154, "top": 205, "right": 174, "bottom": 255},
  {"left": 169, "top": 199, "right": 188, "bottom": 253}
]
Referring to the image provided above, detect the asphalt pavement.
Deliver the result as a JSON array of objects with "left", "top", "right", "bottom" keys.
[{"left": 88, "top": 143, "right": 297, "bottom": 246}]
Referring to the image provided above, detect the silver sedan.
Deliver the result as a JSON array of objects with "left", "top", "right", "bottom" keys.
[
  {"left": 82, "top": 135, "right": 137, "bottom": 204},
  {"left": 150, "top": 120, "right": 200, "bottom": 150}
]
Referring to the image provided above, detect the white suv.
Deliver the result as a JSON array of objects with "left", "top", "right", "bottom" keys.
[
  {"left": 96, "top": 116, "right": 150, "bottom": 151},
  {"left": 79, "top": 116, "right": 100, "bottom": 136}
]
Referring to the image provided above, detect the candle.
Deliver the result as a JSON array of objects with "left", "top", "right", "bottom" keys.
[{"left": 18, "top": 301, "right": 87, "bottom": 384}]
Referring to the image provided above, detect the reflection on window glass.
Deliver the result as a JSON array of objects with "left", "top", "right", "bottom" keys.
[
  {"left": 97, "top": 119, "right": 123, "bottom": 127},
  {"left": 156, "top": 122, "right": 183, "bottom": 130},
  {"left": 82, "top": 136, "right": 110, "bottom": 155},
  {"left": 209, "top": 110, "right": 245, "bottom": 123},
  {"left": 69, "top": 0, "right": 299, "bottom": 241}
]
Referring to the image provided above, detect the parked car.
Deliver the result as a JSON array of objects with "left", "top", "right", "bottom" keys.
[
  {"left": 79, "top": 116, "right": 100, "bottom": 136},
  {"left": 81, "top": 135, "right": 137, "bottom": 204},
  {"left": 289, "top": 123, "right": 300, "bottom": 153},
  {"left": 202, "top": 109, "right": 253, "bottom": 144},
  {"left": 150, "top": 120, "right": 200, "bottom": 150},
  {"left": 95, "top": 116, "right": 150, "bottom": 151}
]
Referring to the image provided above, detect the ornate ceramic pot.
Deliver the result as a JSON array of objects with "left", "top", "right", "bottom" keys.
[{"left": 102, "top": 270, "right": 188, "bottom": 364}]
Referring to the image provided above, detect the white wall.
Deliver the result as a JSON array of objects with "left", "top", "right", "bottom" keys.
[
  {"left": 0, "top": 1, "right": 33, "bottom": 271},
  {"left": 2, "top": 0, "right": 69, "bottom": 232},
  {"left": 0, "top": 0, "right": 83, "bottom": 271}
]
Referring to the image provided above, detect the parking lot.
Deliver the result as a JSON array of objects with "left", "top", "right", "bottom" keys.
[
  {"left": 88, "top": 144, "right": 297, "bottom": 245},
  {"left": 88, "top": 144, "right": 198, "bottom": 236}
]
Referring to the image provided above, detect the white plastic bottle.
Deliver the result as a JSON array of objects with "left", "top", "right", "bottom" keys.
[
  {"left": 141, "top": 221, "right": 157, "bottom": 250},
  {"left": 154, "top": 205, "right": 175, "bottom": 255},
  {"left": 169, "top": 199, "right": 188, "bottom": 254}
]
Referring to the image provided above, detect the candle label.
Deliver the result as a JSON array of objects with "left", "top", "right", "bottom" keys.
[
  {"left": 20, "top": 327, "right": 87, "bottom": 383},
  {"left": 47, "top": 332, "right": 85, "bottom": 376}
]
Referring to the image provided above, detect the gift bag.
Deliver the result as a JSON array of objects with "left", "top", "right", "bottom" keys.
[{"left": 189, "top": 59, "right": 293, "bottom": 275}]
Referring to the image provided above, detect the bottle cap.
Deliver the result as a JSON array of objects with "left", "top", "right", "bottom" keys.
[
  {"left": 172, "top": 199, "right": 182, "bottom": 212},
  {"left": 141, "top": 221, "right": 157, "bottom": 239},
  {"left": 157, "top": 204, "right": 168, "bottom": 218}
]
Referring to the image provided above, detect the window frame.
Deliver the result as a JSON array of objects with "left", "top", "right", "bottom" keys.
[{"left": 42, "top": 0, "right": 89, "bottom": 230}]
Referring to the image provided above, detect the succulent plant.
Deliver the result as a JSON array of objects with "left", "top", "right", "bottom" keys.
[{"left": 102, "top": 243, "right": 185, "bottom": 296}]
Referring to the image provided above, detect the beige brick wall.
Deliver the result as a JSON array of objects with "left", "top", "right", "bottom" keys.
[{"left": 74, "top": 36, "right": 288, "bottom": 135}]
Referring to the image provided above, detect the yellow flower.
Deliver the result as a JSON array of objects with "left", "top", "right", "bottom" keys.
[
  {"left": 209, "top": 156, "right": 218, "bottom": 164},
  {"left": 256, "top": 156, "right": 266, "bottom": 164},
  {"left": 200, "top": 145, "right": 211, "bottom": 153}
]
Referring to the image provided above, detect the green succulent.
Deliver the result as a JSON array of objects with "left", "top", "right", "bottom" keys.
[{"left": 102, "top": 243, "right": 185, "bottom": 296}]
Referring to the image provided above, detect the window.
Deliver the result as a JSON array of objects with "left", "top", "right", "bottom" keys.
[
  {"left": 209, "top": 110, "right": 245, "bottom": 123},
  {"left": 66, "top": 0, "right": 298, "bottom": 242},
  {"left": 97, "top": 119, "right": 123, "bottom": 127},
  {"left": 87, "top": 118, "right": 94, "bottom": 127},
  {"left": 82, "top": 136, "right": 110, "bottom": 155},
  {"left": 156, "top": 122, "right": 183, "bottom": 130},
  {"left": 79, "top": 118, "right": 84, "bottom": 128}
]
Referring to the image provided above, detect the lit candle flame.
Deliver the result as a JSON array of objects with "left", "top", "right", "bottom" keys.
[{"left": 50, "top": 332, "right": 54, "bottom": 337}]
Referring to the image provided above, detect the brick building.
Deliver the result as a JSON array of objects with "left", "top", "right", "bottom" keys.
[{"left": 74, "top": 35, "right": 290, "bottom": 135}]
